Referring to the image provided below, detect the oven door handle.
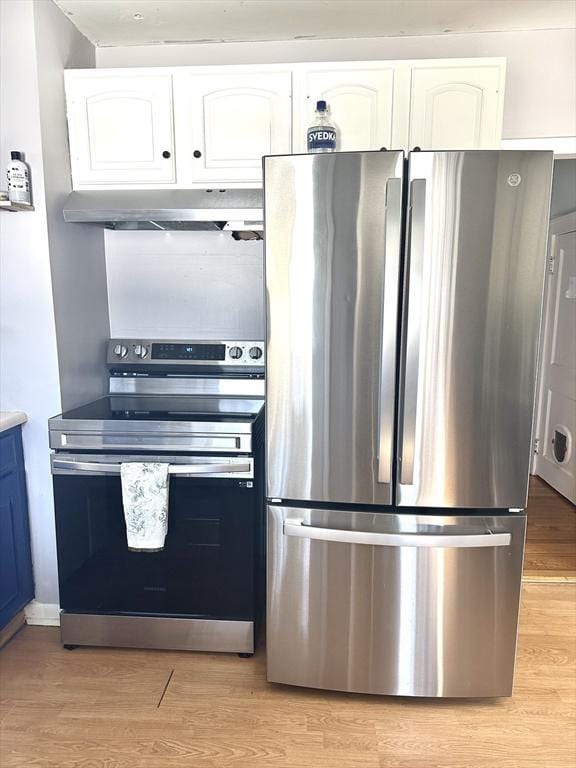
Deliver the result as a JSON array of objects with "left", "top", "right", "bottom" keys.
[
  {"left": 168, "top": 463, "right": 252, "bottom": 475},
  {"left": 51, "top": 459, "right": 252, "bottom": 476}
]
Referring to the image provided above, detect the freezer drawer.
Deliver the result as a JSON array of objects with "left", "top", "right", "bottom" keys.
[{"left": 267, "top": 505, "right": 526, "bottom": 698}]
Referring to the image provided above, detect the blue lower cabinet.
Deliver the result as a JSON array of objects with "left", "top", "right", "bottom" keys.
[{"left": 0, "top": 426, "right": 34, "bottom": 630}]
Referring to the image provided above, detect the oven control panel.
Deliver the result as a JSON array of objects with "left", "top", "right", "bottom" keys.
[{"left": 107, "top": 339, "right": 265, "bottom": 367}]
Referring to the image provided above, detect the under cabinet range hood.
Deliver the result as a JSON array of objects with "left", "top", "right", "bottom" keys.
[{"left": 62, "top": 189, "right": 263, "bottom": 231}]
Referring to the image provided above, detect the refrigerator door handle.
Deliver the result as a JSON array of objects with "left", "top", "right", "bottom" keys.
[
  {"left": 377, "top": 177, "right": 403, "bottom": 485},
  {"left": 283, "top": 519, "right": 511, "bottom": 548},
  {"left": 399, "top": 178, "right": 427, "bottom": 485}
]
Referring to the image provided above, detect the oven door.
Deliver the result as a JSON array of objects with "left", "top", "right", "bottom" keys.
[{"left": 52, "top": 454, "right": 259, "bottom": 621}]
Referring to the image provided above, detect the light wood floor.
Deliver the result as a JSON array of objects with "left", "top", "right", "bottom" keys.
[
  {"left": 525, "top": 476, "right": 576, "bottom": 582},
  {"left": 1, "top": 583, "right": 575, "bottom": 768}
]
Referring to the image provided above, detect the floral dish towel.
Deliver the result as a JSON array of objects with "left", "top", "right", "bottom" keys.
[{"left": 120, "top": 462, "right": 170, "bottom": 551}]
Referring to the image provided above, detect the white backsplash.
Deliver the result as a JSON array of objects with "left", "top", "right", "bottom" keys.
[{"left": 105, "top": 229, "right": 264, "bottom": 340}]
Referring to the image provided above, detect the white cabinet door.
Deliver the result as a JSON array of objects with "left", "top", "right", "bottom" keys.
[
  {"left": 65, "top": 73, "right": 175, "bottom": 187},
  {"left": 175, "top": 71, "right": 291, "bottom": 185},
  {"left": 408, "top": 63, "right": 505, "bottom": 150},
  {"left": 294, "top": 66, "right": 394, "bottom": 153}
]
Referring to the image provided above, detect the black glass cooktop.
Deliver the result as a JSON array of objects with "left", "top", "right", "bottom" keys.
[{"left": 57, "top": 396, "right": 264, "bottom": 423}]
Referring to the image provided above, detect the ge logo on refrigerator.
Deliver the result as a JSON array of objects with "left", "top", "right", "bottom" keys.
[{"left": 507, "top": 173, "right": 522, "bottom": 187}]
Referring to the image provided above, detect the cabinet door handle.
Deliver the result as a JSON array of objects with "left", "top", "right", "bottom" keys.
[
  {"left": 162, "top": 150, "right": 171, "bottom": 159},
  {"left": 193, "top": 150, "right": 202, "bottom": 158}
]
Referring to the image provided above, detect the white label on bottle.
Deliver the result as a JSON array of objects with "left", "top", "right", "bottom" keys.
[{"left": 7, "top": 168, "right": 29, "bottom": 190}]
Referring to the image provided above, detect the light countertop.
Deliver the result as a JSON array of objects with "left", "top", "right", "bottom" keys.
[{"left": 0, "top": 411, "right": 28, "bottom": 433}]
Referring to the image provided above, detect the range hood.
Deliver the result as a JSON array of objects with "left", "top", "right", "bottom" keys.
[{"left": 62, "top": 189, "right": 263, "bottom": 231}]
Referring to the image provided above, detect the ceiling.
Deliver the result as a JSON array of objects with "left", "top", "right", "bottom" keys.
[{"left": 54, "top": 0, "right": 576, "bottom": 48}]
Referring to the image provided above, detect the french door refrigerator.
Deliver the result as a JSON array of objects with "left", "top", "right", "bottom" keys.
[{"left": 263, "top": 150, "right": 553, "bottom": 698}]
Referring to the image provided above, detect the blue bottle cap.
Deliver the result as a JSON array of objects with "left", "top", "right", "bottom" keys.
[{"left": 316, "top": 100, "right": 327, "bottom": 111}]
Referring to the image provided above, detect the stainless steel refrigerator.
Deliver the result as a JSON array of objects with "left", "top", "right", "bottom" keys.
[{"left": 263, "top": 150, "right": 553, "bottom": 698}]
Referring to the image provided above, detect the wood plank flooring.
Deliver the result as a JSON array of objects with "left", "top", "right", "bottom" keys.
[
  {"left": 525, "top": 477, "right": 576, "bottom": 582},
  {"left": 1, "top": 583, "right": 575, "bottom": 768}
]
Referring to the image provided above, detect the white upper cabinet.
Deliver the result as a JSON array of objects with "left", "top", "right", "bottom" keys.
[
  {"left": 408, "top": 62, "right": 505, "bottom": 150},
  {"left": 174, "top": 70, "right": 292, "bottom": 186},
  {"left": 293, "top": 66, "right": 394, "bottom": 153},
  {"left": 65, "top": 73, "right": 175, "bottom": 186},
  {"left": 64, "top": 59, "right": 506, "bottom": 189}
]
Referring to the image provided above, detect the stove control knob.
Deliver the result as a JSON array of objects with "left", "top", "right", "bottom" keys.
[
  {"left": 114, "top": 344, "right": 128, "bottom": 359},
  {"left": 134, "top": 344, "right": 149, "bottom": 359},
  {"left": 248, "top": 346, "right": 263, "bottom": 360},
  {"left": 229, "top": 346, "right": 243, "bottom": 360}
]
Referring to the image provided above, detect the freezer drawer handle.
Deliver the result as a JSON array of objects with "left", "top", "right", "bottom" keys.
[
  {"left": 52, "top": 459, "right": 252, "bottom": 476},
  {"left": 283, "top": 519, "right": 511, "bottom": 548}
]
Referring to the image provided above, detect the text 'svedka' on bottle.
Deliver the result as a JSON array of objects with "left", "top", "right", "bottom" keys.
[{"left": 307, "top": 100, "right": 337, "bottom": 153}]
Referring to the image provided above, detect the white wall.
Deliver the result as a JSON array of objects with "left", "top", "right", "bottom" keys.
[
  {"left": 0, "top": 0, "right": 62, "bottom": 605},
  {"left": 106, "top": 231, "right": 264, "bottom": 339},
  {"left": 96, "top": 28, "right": 576, "bottom": 141},
  {"left": 1, "top": 0, "right": 106, "bottom": 608},
  {"left": 33, "top": 0, "right": 110, "bottom": 411}
]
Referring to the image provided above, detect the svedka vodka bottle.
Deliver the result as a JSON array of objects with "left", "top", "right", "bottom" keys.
[{"left": 307, "top": 100, "right": 337, "bottom": 153}]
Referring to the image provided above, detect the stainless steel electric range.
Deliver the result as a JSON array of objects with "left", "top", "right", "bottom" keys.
[{"left": 49, "top": 338, "right": 265, "bottom": 655}]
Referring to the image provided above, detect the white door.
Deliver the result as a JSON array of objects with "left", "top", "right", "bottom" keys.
[
  {"left": 65, "top": 73, "right": 175, "bottom": 187},
  {"left": 408, "top": 63, "right": 505, "bottom": 150},
  {"left": 534, "top": 213, "right": 576, "bottom": 504},
  {"left": 294, "top": 67, "right": 394, "bottom": 153},
  {"left": 175, "top": 71, "right": 291, "bottom": 186}
]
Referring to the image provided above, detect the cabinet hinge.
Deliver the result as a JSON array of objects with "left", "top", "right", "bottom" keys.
[
  {"left": 533, "top": 437, "right": 541, "bottom": 454},
  {"left": 548, "top": 255, "right": 556, "bottom": 274}
]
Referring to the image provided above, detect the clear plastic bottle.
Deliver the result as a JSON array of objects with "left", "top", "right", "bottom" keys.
[
  {"left": 7, "top": 151, "right": 31, "bottom": 205},
  {"left": 307, "top": 100, "right": 337, "bottom": 153}
]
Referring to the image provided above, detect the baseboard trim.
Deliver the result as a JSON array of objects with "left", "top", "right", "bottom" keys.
[
  {"left": 24, "top": 601, "right": 61, "bottom": 626},
  {"left": 523, "top": 573, "right": 576, "bottom": 584}
]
